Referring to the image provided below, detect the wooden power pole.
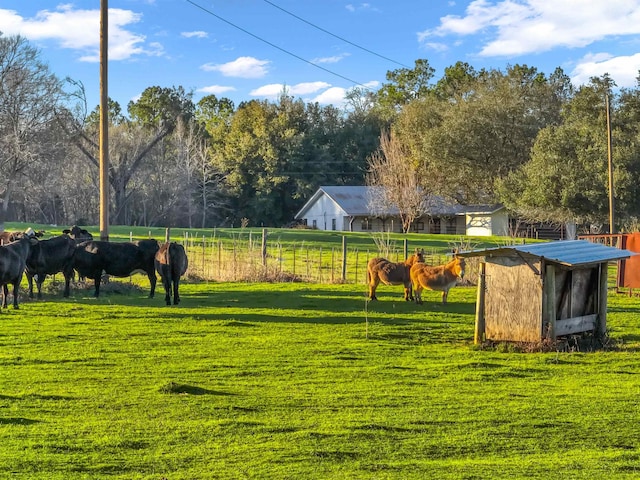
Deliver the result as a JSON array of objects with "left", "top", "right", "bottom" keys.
[
  {"left": 99, "top": 0, "right": 110, "bottom": 241},
  {"left": 606, "top": 94, "right": 615, "bottom": 234}
]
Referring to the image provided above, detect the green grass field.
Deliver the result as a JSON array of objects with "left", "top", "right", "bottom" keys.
[{"left": 1, "top": 277, "right": 639, "bottom": 479}]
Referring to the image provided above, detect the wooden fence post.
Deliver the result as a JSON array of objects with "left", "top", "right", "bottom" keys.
[
  {"left": 292, "top": 247, "right": 296, "bottom": 278},
  {"left": 474, "top": 262, "right": 486, "bottom": 345},
  {"left": 341, "top": 236, "right": 347, "bottom": 282},
  {"left": 261, "top": 228, "right": 268, "bottom": 267},
  {"left": 331, "top": 247, "right": 335, "bottom": 283},
  {"left": 543, "top": 262, "right": 556, "bottom": 340},
  {"left": 165, "top": 228, "right": 170, "bottom": 243}
]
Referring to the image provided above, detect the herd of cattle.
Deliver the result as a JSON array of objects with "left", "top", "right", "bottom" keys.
[{"left": 0, "top": 226, "right": 188, "bottom": 310}]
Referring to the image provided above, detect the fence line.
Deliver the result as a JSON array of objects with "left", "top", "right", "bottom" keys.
[{"left": 179, "top": 233, "right": 452, "bottom": 285}]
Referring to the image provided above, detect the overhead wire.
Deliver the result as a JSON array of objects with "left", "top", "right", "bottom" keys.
[
  {"left": 184, "top": 0, "right": 374, "bottom": 90},
  {"left": 262, "top": 0, "right": 409, "bottom": 69}
]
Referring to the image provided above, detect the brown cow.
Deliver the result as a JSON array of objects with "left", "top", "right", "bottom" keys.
[
  {"left": 155, "top": 242, "right": 188, "bottom": 305},
  {"left": 0, "top": 228, "right": 44, "bottom": 245},
  {"left": 410, "top": 253, "right": 465, "bottom": 305},
  {"left": 367, "top": 248, "right": 424, "bottom": 301}
]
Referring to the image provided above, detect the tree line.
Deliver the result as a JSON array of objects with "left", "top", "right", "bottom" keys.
[{"left": 1, "top": 32, "right": 639, "bottom": 233}]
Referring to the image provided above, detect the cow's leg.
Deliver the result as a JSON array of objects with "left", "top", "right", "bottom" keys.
[
  {"left": 173, "top": 278, "right": 180, "bottom": 305},
  {"left": 11, "top": 280, "right": 20, "bottom": 309},
  {"left": 1, "top": 284, "right": 7, "bottom": 309},
  {"left": 93, "top": 276, "right": 101, "bottom": 297},
  {"left": 27, "top": 273, "right": 35, "bottom": 299},
  {"left": 163, "top": 276, "right": 171, "bottom": 306},
  {"left": 36, "top": 274, "right": 44, "bottom": 299},
  {"left": 442, "top": 290, "right": 448, "bottom": 304},
  {"left": 62, "top": 269, "right": 73, "bottom": 298},
  {"left": 148, "top": 271, "right": 157, "bottom": 299}
]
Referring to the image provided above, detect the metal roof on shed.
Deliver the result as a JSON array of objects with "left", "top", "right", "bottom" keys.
[{"left": 459, "top": 240, "right": 635, "bottom": 267}]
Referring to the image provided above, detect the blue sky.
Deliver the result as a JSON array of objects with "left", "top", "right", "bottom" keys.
[{"left": 2, "top": 0, "right": 640, "bottom": 111}]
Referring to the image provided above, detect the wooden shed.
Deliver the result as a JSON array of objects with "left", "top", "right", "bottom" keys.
[{"left": 459, "top": 240, "right": 635, "bottom": 344}]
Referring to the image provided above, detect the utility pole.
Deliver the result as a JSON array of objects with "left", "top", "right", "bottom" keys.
[
  {"left": 99, "top": 0, "right": 110, "bottom": 241},
  {"left": 606, "top": 94, "right": 615, "bottom": 234}
]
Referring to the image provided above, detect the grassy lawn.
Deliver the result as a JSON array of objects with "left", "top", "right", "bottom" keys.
[{"left": 1, "top": 278, "right": 639, "bottom": 479}]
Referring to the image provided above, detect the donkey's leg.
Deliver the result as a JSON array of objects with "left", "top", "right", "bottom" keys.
[
  {"left": 414, "top": 285, "right": 423, "bottom": 305},
  {"left": 369, "top": 276, "right": 379, "bottom": 300},
  {"left": 404, "top": 282, "right": 413, "bottom": 301}
]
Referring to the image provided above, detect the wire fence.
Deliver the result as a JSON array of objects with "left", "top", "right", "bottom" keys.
[{"left": 179, "top": 231, "right": 473, "bottom": 285}]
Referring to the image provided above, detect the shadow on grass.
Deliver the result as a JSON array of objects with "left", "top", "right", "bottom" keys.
[
  {"left": 0, "top": 417, "right": 41, "bottom": 425},
  {"left": 158, "top": 382, "right": 236, "bottom": 396},
  {"left": 0, "top": 393, "right": 75, "bottom": 401},
  {"left": 47, "top": 283, "right": 477, "bottom": 327}
]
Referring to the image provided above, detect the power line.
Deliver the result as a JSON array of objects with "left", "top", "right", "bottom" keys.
[
  {"left": 262, "top": 0, "right": 409, "bottom": 69},
  {"left": 185, "top": 0, "right": 373, "bottom": 90}
]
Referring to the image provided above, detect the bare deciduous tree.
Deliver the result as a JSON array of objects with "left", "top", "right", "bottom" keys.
[
  {"left": 171, "top": 118, "right": 228, "bottom": 228},
  {"left": 366, "top": 130, "right": 428, "bottom": 233},
  {"left": 0, "top": 34, "right": 65, "bottom": 229}
]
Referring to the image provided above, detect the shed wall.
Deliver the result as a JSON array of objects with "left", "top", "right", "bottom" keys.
[{"left": 485, "top": 256, "right": 542, "bottom": 342}]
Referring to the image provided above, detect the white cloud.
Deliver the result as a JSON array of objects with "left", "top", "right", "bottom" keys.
[
  {"left": 290, "top": 82, "right": 331, "bottom": 95},
  {"left": 250, "top": 84, "right": 285, "bottom": 98},
  {"left": 418, "top": 0, "right": 640, "bottom": 57},
  {"left": 0, "top": 5, "right": 161, "bottom": 62},
  {"left": 181, "top": 31, "right": 208, "bottom": 39},
  {"left": 197, "top": 85, "right": 237, "bottom": 95},
  {"left": 312, "top": 53, "right": 351, "bottom": 64},
  {"left": 571, "top": 52, "right": 640, "bottom": 88},
  {"left": 345, "top": 3, "right": 378, "bottom": 13},
  {"left": 202, "top": 57, "right": 270, "bottom": 78},
  {"left": 250, "top": 82, "right": 331, "bottom": 99},
  {"left": 311, "top": 87, "right": 348, "bottom": 106},
  {"left": 423, "top": 42, "right": 449, "bottom": 53}
]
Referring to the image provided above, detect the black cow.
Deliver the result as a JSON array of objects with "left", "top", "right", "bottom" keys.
[
  {"left": 62, "top": 225, "right": 93, "bottom": 244},
  {"left": 25, "top": 234, "right": 77, "bottom": 299},
  {"left": 64, "top": 239, "right": 159, "bottom": 298},
  {"left": 0, "top": 235, "right": 38, "bottom": 309},
  {"left": 155, "top": 242, "right": 189, "bottom": 305}
]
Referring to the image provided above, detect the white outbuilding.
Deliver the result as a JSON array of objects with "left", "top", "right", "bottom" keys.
[{"left": 294, "top": 186, "right": 508, "bottom": 236}]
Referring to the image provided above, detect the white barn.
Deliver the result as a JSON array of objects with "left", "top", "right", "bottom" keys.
[{"left": 294, "top": 186, "right": 508, "bottom": 236}]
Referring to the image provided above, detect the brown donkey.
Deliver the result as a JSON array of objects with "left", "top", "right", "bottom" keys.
[
  {"left": 367, "top": 248, "right": 425, "bottom": 301},
  {"left": 410, "top": 252, "right": 465, "bottom": 305}
]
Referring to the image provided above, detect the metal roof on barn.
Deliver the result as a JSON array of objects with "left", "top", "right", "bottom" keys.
[
  {"left": 459, "top": 239, "right": 635, "bottom": 267},
  {"left": 294, "top": 186, "right": 503, "bottom": 219}
]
